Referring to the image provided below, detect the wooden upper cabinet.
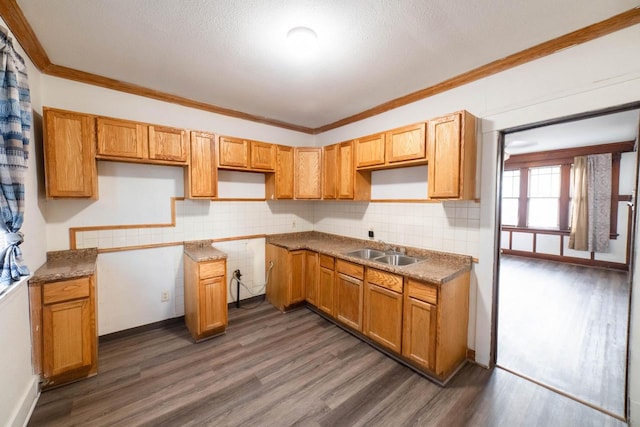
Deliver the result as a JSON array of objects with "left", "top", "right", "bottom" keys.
[
  {"left": 266, "top": 145, "right": 294, "bottom": 199},
  {"left": 295, "top": 147, "right": 322, "bottom": 199},
  {"left": 97, "top": 116, "right": 188, "bottom": 165},
  {"left": 337, "top": 141, "right": 354, "bottom": 199},
  {"left": 43, "top": 108, "right": 98, "bottom": 199},
  {"left": 355, "top": 133, "right": 385, "bottom": 168},
  {"left": 322, "top": 143, "right": 338, "bottom": 199},
  {"left": 218, "top": 136, "right": 249, "bottom": 168},
  {"left": 97, "top": 117, "right": 147, "bottom": 160},
  {"left": 186, "top": 131, "right": 217, "bottom": 199},
  {"left": 149, "top": 125, "right": 188, "bottom": 163},
  {"left": 386, "top": 123, "right": 426, "bottom": 164},
  {"left": 427, "top": 111, "right": 477, "bottom": 200},
  {"left": 250, "top": 140, "right": 276, "bottom": 171}
]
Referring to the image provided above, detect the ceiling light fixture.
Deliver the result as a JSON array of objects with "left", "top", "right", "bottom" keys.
[{"left": 286, "top": 26, "right": 318, "bottom": 55}]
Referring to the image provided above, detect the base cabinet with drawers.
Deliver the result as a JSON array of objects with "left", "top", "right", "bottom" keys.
[
  {"left": 184, "top": 256, "right": 228, "bottom": 342},
  {"left": 265, "top": 242, "right": 471, "bottom": 383},
  {"left": 29, "top": 275, "right": 98, "bottom": 389}
]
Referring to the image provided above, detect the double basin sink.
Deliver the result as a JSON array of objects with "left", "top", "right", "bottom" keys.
[{"left": 344, "top": 248, "right": 423, "bottom": 267}]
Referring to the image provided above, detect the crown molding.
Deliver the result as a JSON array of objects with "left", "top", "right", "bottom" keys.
[{"left": 1, "top": 0, "right": 638, "bottom": 135}]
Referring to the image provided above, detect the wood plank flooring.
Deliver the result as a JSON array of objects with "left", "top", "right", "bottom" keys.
[
  {"left": 30, "top": 302, "right": 626, "bottom": 426},
  {"left": 497, "top": 255, "right": 629, "bottom": 417}
]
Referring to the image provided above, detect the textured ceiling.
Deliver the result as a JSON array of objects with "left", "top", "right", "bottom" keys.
[
  {"left": 505, "top": 110, "right": 640, "bottom": 154},
  {"left": 15, "top": 0, "right": 640, "bottom": 129}
]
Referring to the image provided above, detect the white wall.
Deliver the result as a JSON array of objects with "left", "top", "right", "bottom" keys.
[{"left": 0, "top": 18, "right": 47, "bottom": 427}]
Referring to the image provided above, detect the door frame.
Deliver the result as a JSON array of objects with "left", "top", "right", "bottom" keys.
[{"left": 490, "top": 100, "right": 640, "bottom": 419}]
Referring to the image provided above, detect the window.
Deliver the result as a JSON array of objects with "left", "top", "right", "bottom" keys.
[
  {"left": 527, "top": 166, "right": 560, "bottom": 228},
  {"left": 501, "top": 170, "right": 520, "bottom": 226}
]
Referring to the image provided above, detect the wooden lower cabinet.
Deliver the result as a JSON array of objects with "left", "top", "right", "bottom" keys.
[
  {"left": 30, "top": 275, "right": 97, "bottom": 389},
  {"left": 266, "top": 244, "right": 308, "bottom": 312},
  {"left": 403, "top": 274, "right": 470, "bottom": 379},
  {"left": 335, "top": 260, "right": 364, "bottom": 331},
  {"left": 265, "top": 243, "right": 470, "bottom": 383},
  {"left": 317, "top": 255, "right": 335, "bottom": 315},
  {"left": 184, "top": 256, "right": 228, "bottom": 342},
  {"left": 403, "top": 295, "right": 437, "bottom": 370},
  {"left": 363, "top": 268, "right": 403, "bottom": 353},
  {"left": 304, "top": 251, "right": 319, "bottom": 306}
]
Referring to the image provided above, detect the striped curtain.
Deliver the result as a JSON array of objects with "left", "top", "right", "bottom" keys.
[{"left": 0, "top": 31, "right": 31, "bottom": 291}]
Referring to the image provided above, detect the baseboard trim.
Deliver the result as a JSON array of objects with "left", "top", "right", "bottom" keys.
[
  {"left": 99, "top": 316, "right": 185, "bottom": 343},
  {"left": 11, "top": 374, "right": 38, "bottom": 427},
  {"left": 466, "top": 348, "right": 476, "bottom": 363}
]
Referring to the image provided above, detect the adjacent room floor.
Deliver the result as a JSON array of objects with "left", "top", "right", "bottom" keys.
[
  {"left": 30, "top": 300, "right": 627, "bottom": 426},
  {"left": 497, "top": 254, "right": 630, "bottom": 418}
]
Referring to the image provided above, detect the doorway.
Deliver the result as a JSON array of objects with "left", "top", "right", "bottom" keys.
[{"left": 495, "top": 105, "right": 640, "bottom": 419}]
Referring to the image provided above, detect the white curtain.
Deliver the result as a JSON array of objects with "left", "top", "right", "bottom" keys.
[{"left": 568, "top": 153, "right": 611, "bottom": 252}]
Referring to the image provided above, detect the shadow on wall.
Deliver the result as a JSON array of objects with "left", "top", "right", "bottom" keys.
[
  {"left": 266, "top": 200, "right": 317, "bottom": 225},
  {"left": 309, "top": 200, "right": 369, "bottom": 222}
]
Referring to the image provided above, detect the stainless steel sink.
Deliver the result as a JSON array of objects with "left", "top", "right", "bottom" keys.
[
  {"left": 345, "top": 248, "right": 386, "bottom": 259},
  {"left": 344, "top": 248, "right": 423, "bottom": 267},
  {"left": 373, "top": 254, "right": 422, "bottom": 266}
]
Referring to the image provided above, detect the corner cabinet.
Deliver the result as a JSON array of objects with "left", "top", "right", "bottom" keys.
[
  {"left": 29, "top": 275, "right": 98, "bottom": 389},
  {"left": 265, "top": 244, "right": 307, "bottom": 312},
  {"left": 184, "top": 256, "right": 228, "bottom": 342},
  {"left": 427, "top": 111, "right": 477, "bottom": 200},
  {"left": 43, "top": 108, "right": 98, "bottom": 199},
  {"left": 295, "top": 147, "right": 322, "bottom": 199}
]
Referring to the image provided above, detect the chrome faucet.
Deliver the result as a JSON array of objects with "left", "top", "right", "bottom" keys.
[{"left": 378, "top": 239, "right": 401, "bottom": 254}]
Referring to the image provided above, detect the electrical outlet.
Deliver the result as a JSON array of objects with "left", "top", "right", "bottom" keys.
[
  {"left": 161, "top": 291, "right": 169, "bottom": 302},
  {"left": 368, "top": 229, "right": 374, "bottom": 239}
]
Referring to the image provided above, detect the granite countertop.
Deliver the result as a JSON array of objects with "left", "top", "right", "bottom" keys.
[
  {"left": 183, "top": 240, "right": 228, "bottom": 262},
  {"left": 266, "top": 231, "right": 472, "bottom": 285},
  {"left": 31, "top": 248, "right": 98, "bottom": 284}
]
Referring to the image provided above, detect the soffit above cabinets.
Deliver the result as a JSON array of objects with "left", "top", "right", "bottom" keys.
[{"left": 13, "top": 0, "right": 640, "bottom": 131}]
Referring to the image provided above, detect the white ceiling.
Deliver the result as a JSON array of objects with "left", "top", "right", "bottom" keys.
[
  {"left": 504, "top": 110, "right": 640, "bottom": 155},
  {"left": 15, "top": 0, "right": 640, "bottom": 129}
]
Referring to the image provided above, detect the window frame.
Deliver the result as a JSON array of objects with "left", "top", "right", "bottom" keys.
[{"left": 502, "top": 141, "right": 634, "bottom": 238}]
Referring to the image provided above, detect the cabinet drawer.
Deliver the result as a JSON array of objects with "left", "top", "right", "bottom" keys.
[
  {"left": 43, "top": 277, "right": 90, "bottom": 305},
  {"left": 336, "top": 259, "right": 364, "bottom": 280},
  {"left": 406, "top": 279, "right": 438, "bottom": 305},
  {"left": 319, "top": 254, "right": 335, "bottom": 269},
  {"left": 366, "top": 268, "right": 403, "bottom": 293},
  {"left": 199, "top": 260, "right": 225, "bottom": 279}
]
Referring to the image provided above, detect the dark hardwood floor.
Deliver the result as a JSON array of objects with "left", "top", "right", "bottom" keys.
[
  {"left": 497, "top": 255, "right": 630, "bottom": 418},
  {"left": 30, "top": 301, "right": 627, "bottom": 426}
]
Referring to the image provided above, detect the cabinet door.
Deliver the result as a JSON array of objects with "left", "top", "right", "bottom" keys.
[
  {"left": 273, "top": 145, "right": 294, "bottom": 199},
  {"left": 402, "top": 296, "right": 437, "bottom": 370},
  {"left": 304, "top": 251, "right": 319, "bottom": 306},
  {"left": 43, "top": 298, "right": 93, "bottom": 378},
  {"left": 295, "top": 147, "right": 322, "bottom": 199},
  {"left": 219, "top": 136, "right": 249, "bottom": 168},
  {"left": 250, "top": 141, "right": 276, "bottom": 170},
  {"left": 337, "top": 141, "right": 354, "bottom": 199},
  {"left": 318, "top": 266, "right": 335, "bottom": 315},
  {"left": 97, "top": 117, "right": 147, "bottom": 159},
  {"left": 355, "top": 133, "right": 385, "bottom": 168},
  {"left": 387, "top": 123, "right": 426, "bottom": 164},
  {"left": 187, "top": 131, "right": 217, "bottom": 198},
  {"left": 428, "top": 113, "right": 461, "bottom": 198},
  {"left": 322, "top": 144, "right": 338, "bottom": 199},
  {"left": 149, "top": 125, "right": 188, "bottom": 163},
  {"left": 199, "top": 276, "right": 227, "bottom": 333},
  {"left": 43, "top": 108, "right": 97, "bottom": 198},
  {"left": 364, "top": 282, "right": 403, "bottom": 352},
  {"left": 289, "top": 251, "right": 305, "bottom": 304},
  {"left": 335, "top": 273, "right": 363, "bottom": 331}
]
